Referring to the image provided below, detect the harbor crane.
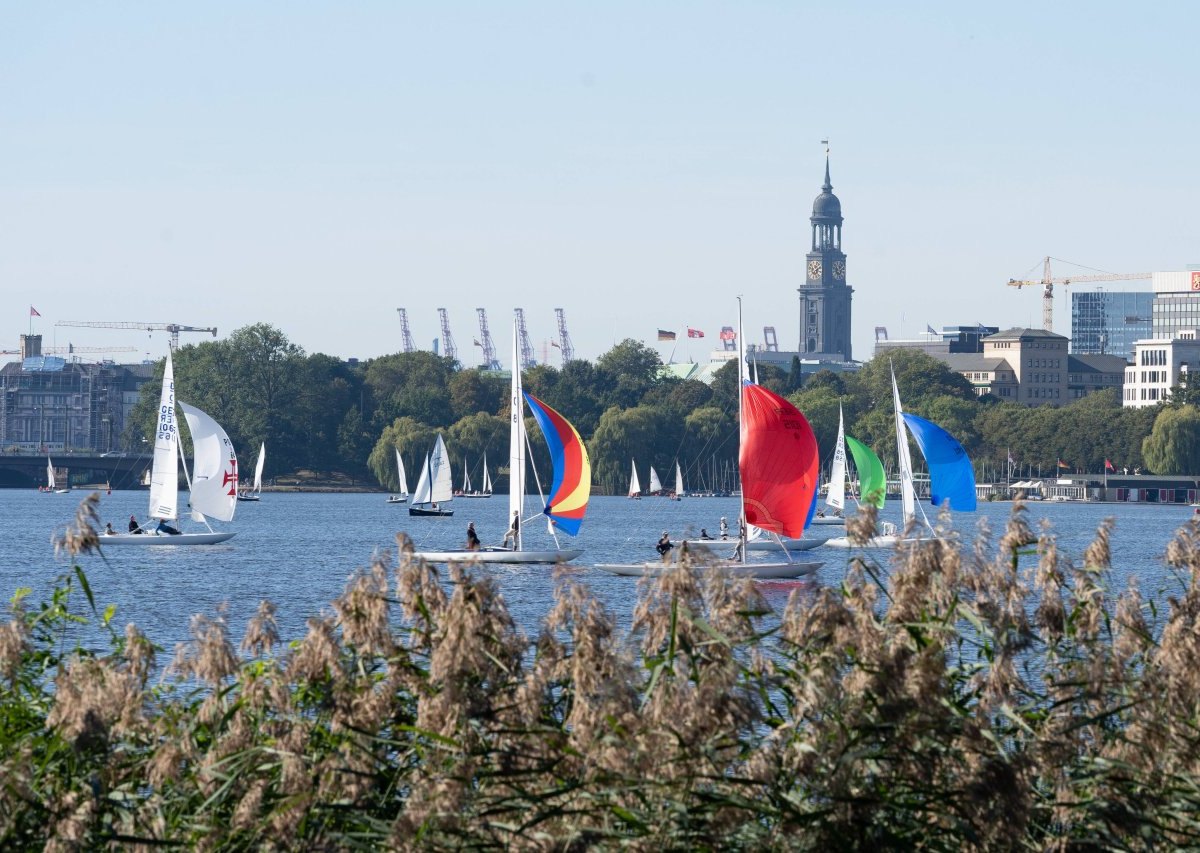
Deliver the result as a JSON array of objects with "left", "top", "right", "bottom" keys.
[
  {"left": 1006, "top": 256, "right": 1151, "bottom": 331},
  {"left": 553, "top": 308, "right": 575, "bottom": 364},
  {"left": 1, "top": 345, "right": 137, "bottom": 358},
  {"left": 55, "top": 321, "right": 217, "bottom": 351},
  {"left": 514, "top": 308, "right": 536, "bottom": 370},
  {"left": 475, "top": 308, "right": 501, "bottom": 370},
  {"left": 437, "top": 308, "right": 457, "bottom": 362},
  {"left": 395, "top": 308, "right": 416, "bottom": 353}
]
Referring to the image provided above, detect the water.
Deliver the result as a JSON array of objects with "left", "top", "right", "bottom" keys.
[{"left": 2, "top": 489, "right": 1195, "bottom": 654}]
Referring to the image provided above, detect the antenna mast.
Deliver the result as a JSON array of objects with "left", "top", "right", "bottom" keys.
[
  {"left": 437, "top": 308, "right": 457, "bottom": 362},
  {"left": 475, "top": 308, "right": 501, "bottom": 369},
  {"left": 554, "top": 308, "right": 575, "bottom": 364}
]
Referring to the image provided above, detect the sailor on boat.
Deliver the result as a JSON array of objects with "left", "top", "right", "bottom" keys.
[
  {"left": 466, "top": 522, "right": 481, "bottom": 551},
  {"left": 656, "top": 531, "right": 673, "bottom": 557}
]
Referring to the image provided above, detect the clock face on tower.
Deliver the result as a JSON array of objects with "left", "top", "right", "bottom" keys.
[
  {"left": 807, "top": 260, "right": 822, "bottom": 279},
  {"left": 833, "top": 260, "right": 846, "bottom": 280}
]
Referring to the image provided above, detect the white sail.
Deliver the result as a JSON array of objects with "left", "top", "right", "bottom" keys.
[
  {"left": 395, "top": 449, "right": 409, "bottom": 495},
  {"left": 462, "top": 457, "right": 472, "bottom": 493},
  {"left": 46, "top": 457, "right": 56, "bottom": 490},
  {"left": 891, "top": 366, "right": 917, "bottom": 527},
  {"left": 252, "top": 443, "right": 266, "bottom": 494},
  {"left": 411, "top": 453, "right": 432, "bottom": 505},
  {"left": 509, "top": 320, "right": 525, "bottom": 547},
  {"left": 178, "top": 401, "right": 238, "bottom": 523},
  {"left": 482, "top": 452, "right": 492, "bottom": 494},
  {"left": 628, "top": 460, "right": 641, "bottom": 496},
  {"left": 430, "top": 434, "right": 454, "bottom": 504},
  {"left": 827, "top": 405, "right": 846, "bottom": 512},
  {"left": 148, "top": 352, "right": 180, "bottom": 520},
  {"left": 648, "top": 466, "right": 662, "bottom": 493},
  {"left": 674, "top": 462, "right": 684, "bottom": 497}
]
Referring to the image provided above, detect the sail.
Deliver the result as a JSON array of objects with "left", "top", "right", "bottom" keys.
[
  {"left": 739, "top": 383, "right": 819, "bottom": 538},
  {"left": 462, "top": 457, "right": 472, "bottom": 492},
  {"left": 46, "top": 457, "right": 55, "bottom": 490},
  {"left": 826, "top": 405, "right": 846, "bottom": 512},
  {"left": 845, "top": 435, "right": 886, "bottom": 509},
  {"left": 252, "top": 443, "right": 265, "bottom": 494},
  {"left": 411, "top": 454, "right": 432, "bottom": 505},
  {"left": 629, "top": 460, "right": 641, "bottom": 496},
  {"left": 178, "top": 401, "right": 238, "bottom": 522},
  {"left": 891, "top": 367, "right": 917, "bottom": 526},
  {"left": 481, "top": 452, "right": 492, "bottom": 493},
  {"left": 395, "top": 449, "right": 409, "bottom": 495},
  {"left": 648, "top": 466, "right": 663, "bottom": 493},
  {"left": 524, "top": 392, "right": 591, "bottom": 535},
  {"left": 902, "top": 413, "right": 977, "bottom": 511},
  {"left": 148, "top": 352, "right": 180, "bottom": 520},
  {"left": 430, "top": 435, "right": 453, "bottom": 504},
  {"left": 674, "top": 462, "right": 684, "bottom": 497}
]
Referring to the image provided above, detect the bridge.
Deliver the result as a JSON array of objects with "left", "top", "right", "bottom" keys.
[{"left": 0, "top": 451, "right": 158, "bottom": 490}]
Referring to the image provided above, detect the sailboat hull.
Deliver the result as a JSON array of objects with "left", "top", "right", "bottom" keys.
[
  {"left": 595, "top": 559, "right": 821, "bottom": 579},
  {"left": 455, "top": 492, "right": 492, "bottom": 499},
  {"left": 386, "top": 495, "right": 407, "bottom": 504},
  {"left": 236, "top": 494, "right": 260, "bottom": 502},
  {"left": 682, "top": 536, "right": 827, "bottom": 552},
  {"left": 101, "top": 531, "right": 236, "bottom": 546},
  {"left": 409, "top": 505, "right": 454, "bottom": 517},
  {"left": 408, "top": 547, "right": 582, "bottom": 565}
]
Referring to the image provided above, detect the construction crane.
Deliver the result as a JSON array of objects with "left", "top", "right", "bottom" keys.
[
  {"left": 1, "top": 345, "right": 136, "bottom": 356},
  {"left": 763, "top": 327, "right": 779, "bottom": 352},
  {"left": 475, "top": 308, "right": 501, "bottom": 370},
  {"left": 514, "top": 308, "right": 536, "bottom": 370},
  {"left": 553, "top": 308, "right": 575, "bottom": 365},
  {"left": 395, "top": 308, "right": 416, "bottom": 353},
  {"left": 437, "top": 308, "right": 457, "bottom": 361},
  {"left": 55, "top": 321, "right": 217, "bottom": 351},
  {"left": 1006, "top": 256, "right": 1152, "bottom": 331}
]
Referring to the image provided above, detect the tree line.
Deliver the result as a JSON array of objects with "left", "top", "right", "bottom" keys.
[{"left": 123, "top": 323, "right": 1200, "bottom": 490}]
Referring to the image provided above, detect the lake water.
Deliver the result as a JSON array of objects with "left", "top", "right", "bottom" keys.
[{"left": 2, "top": 489, "right": 1196, "bottom": 654}]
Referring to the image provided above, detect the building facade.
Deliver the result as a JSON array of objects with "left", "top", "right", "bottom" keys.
[
  {"left": 797, "top": 156, "right": 853, "bottom": 361},
  {"left": 1122, "top": 331, "right": 1200, "bottom": 408},
  {"left": 1151, "top": 270, "right": 1200, "bottom": 340},
  {"left": 1070, "top": 290, "right": 1153, "bottom": 360}
]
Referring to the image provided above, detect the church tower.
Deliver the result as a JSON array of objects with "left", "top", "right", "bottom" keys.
[{"left": 798, "top": 155, "right": 853, "bottom": 360}]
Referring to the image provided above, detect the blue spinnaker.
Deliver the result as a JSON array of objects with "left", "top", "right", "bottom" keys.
[{"left": 901, "top": 413, "right": 977, "bottom": 512}]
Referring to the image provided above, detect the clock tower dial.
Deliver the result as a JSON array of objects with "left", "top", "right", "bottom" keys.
[
  {"left": 807, "top": 259, "right": 822, "bottom": 279},
  {"left": 833, "top": 260, "right": 846, "bottom": 281}
]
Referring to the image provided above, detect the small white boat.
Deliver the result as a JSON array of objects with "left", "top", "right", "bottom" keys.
[
  {"left": 599, "top": 559, "right": 818, "bottom": 580},
  {"left": 409, "top": 435, "right": 454, "bottom": 517},
  {"left": 102, "top": 529, "right": 236, "bottom": 546},
  {"left": 237, "top": 442, "right": 265, "bottom": 502},
  {"left": 628, "top": 460, "right": 641, "bottom": 499},
  {"left": 387, "top": 449, "right": 409, "bottom": 504},
  {"left": 409, "top": 545, "right": 583, "bottom": 565},
  {"left": 46, "top": 456, "right": 70, "bottom": 494}
]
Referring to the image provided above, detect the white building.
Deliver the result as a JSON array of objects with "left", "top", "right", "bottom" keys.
[{"left": 1122, "top": 331, "right": 1200, "bottom": 408}]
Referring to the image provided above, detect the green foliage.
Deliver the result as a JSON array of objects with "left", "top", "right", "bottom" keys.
[{"left": 1143, "top": 405, "right": 1200, "bottom": 474}]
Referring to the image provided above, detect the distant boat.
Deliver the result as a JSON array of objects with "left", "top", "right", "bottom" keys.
[
  {"left": 409, "top": 435, "right": 454, "bottom": 517},
  {"left": 628, "top": 460, "right": 641, "bottom": 499},
  {"left": 237, "top": 442, "right": 265, "bottom": 502},
  {"left": 387, "top": 449, "right": 408, "bottom": 504},
  {"left": 457, "top": 453, "right": 493, "bottom": 498},
  {"left": 46, "top": 456, "right": 70, "bottom": 494},
  {"left": 648, "top": 466, "right": 663, "bottom": 495},
  {"left": 671, "top": 461, "right": 683, "bottom": 500}
]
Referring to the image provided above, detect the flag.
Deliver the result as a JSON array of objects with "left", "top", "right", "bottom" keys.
[
  {"left": 719, "top": 327, "right": 736, "bottom": 341},
  {"left": 657, "top": 329, "right": 676, "bottom": 341},
  {"left": 1105, "top": 458, "right": 1115, "bottom": 472},
  {"left": 926, "top": 324, "right": 937, "bottom": 335},
  {"left": 30, "top": 306, "right": 40, "bottom": 317},
  {"left": 1057, "top": 459, "right": 1070, "bottom": 470},
  {"left": 1007, "top": 450, "right": 1015, "bottom": 466},
  {"left": 687, "top": 328, "right": 704, "bottom": 338}
]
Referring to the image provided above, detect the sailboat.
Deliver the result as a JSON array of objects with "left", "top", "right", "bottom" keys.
[
  {"left": 628, "top": 460, "right": 642, "bottom": 499},
  {"left": 387, "top": 449, "right": 409, "bottom": 504},
  {"left": 824, "top": 365, "right": 975, "bottom": 549},
  {"left": 237, "top": 443, "right": 265, "bottom": 502},
  {"left": 102, "top": 351, "right": 238, "bottom": 545},
  {"left": 457, "top": 453, "right": 493, "bottom": 498},
  {"left": 671, "top": 461, "right": 684, "bottom": 500},
  {"left": 409, "top": 435, "right": 454, "bottom": 517},
  {"left": 410, "top": 320, "right": 591, "bottom": 564},
  {"left": 598, "top": 300, "right": 823, "bottom": 579},
  {"left": 45, "top": 456, "right": 70, "bottom": 493},
  {"left": 648, "top": 466, "right": 664, "bottom": 496}
]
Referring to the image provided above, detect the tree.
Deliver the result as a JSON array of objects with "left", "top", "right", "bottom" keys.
[
  {"left": 595, "top": 339, "right": 663, "bottom": 409},
  {"left": 589, "top": 405, "right": 679, "bottom": 494},
  {"left": 368, "top": 416, "right": 440, "bottom": 489},
  {"left": 1142, "top": 405, "right": 1200, "bottom": 474}
]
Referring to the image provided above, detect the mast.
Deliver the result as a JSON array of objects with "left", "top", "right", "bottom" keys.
[
  {"left": 737, "top": 297, "right": 747, "bottom": 563},
  {"left": 509, "top": 318, "right": 524, "bottom": 549}
]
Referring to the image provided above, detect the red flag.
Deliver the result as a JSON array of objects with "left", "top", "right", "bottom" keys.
[
  {"left": 1057, "top": 459, "right": 1070, "bottom": 470},
  {"left": 1105, "top": 459, "right": 1115, "bottom": 471},
  {"left": 719, "top": 327, "right": 736, "bottom": 341},
  {"left": 687, "top": 328, "right": 704, "bottom": 338},
  {"left": 30, "top": 306, "right": 40, "bottom": 317}
]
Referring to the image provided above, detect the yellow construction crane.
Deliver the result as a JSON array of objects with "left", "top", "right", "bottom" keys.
[
  {"left": 55, "top": 321, "right": 218, "bottom": 350},
  {"left": 1007, "top": 256, "right": 1151, "bottom": 331},
  {"left": 1, "top": 345, "right": 137, "bottom": 358}
]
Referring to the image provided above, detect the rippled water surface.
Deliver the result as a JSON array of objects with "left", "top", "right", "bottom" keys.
[{"left": 2, "top": 489, "right": 1195, "bottom": 653}]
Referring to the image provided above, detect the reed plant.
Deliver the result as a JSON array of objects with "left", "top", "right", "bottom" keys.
[{"left": 3, "top": 492, "right": 1200, "bottom": 849}]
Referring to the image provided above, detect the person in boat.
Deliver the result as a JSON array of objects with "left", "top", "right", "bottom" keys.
[
  {"left": 502, "top": 510, "right": 520, "bottom": 548},
  {"left": 156, "top": 519, "right": 181, "bottom": 535},
  {"left": 719, "top": 517, "right": 729, "bottom": 540},
  {"left": 466, "top": 522, "right": 481, "bottom": 551},
  {"left": 128, "top": 514, "right": 143, "bottom": 534},
  {"left": 656, "top": 531, "right": 673, "bottom": 557},
  {"left": 104, "top": 522, "right": 115, "bottom": 535},
  {"left": 698, "top": 528, "right": 713, "bottom": 540}
]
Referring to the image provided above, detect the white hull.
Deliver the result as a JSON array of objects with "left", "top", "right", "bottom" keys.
[
  {"left": 455, "top": 492, "right": 492, "bottom": 499},
  {"left": 386, "top": 495, "right": 407, "bottom": 504},
  {"left": 236, "top": 493, "right": 260, "bottom": 502},
  {"left": 102, "top": 531, "right": 236, "bottom": 546},
  {"left": 683, "top": 537, "right": 825, "bottom": 552},
  {"left": 409, "top": 547, "right": 583, "bottom": 565},
  {"left": 595, "top": 559, "right": 821, "bottom": 579},
  {"left": 822, "top": 533, "right": 929, "bottom": 549},
  {"left": 808, "top": 515, "right": 845, "bottom": 526}
]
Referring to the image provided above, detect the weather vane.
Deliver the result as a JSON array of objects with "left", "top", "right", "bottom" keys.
[{"left": 820, "top": 138, "right": 829, "bottom": 155}]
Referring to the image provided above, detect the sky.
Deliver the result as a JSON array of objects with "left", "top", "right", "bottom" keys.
[{"left": 3, "top": 2, "right": 1197, "bottom": 368}]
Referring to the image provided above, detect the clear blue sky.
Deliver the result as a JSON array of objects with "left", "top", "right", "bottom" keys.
[{"left": 3, "top": 2, "right": 1196, "bottom": 366}]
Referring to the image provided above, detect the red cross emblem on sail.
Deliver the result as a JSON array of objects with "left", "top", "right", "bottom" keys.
[{"left": 223, "top": 460, "right": 238, "bottom": 496}]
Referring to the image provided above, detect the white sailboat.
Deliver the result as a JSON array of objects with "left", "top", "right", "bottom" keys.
[
  {"left": 410, "top": 320, "right": 591, "bottom": 564},
  {"left": 387, "top": 449, "right": 408, "bottom": 504},
  {"left": 409, "top": 435, "right": 454, "bottom": 516},
  {"left": 457, "top": 452, "right": 493, "bottom": 498},
  {"left": 648, "top": 466, "right": 663, "bottom": 495},
  {"left": 671, "top": 461, "right": 684, "bottom": 500},
  {"left": 598, "top": 300, "right": 823, "bottom": 579},
  {"left": 628, "top": 460, "right": 641, "bottom": 499},
  {"left": 237, "top": 443, "right": 265, "bottom": 502},
  {"left": 825, "top": 406, "right": 847, "bottom": 516},
  {"left": 102, "top": 351, "right": 238, "bottom": 545},
  {"left": 45, "top": 456, "right": 69, "bottom": 493}
]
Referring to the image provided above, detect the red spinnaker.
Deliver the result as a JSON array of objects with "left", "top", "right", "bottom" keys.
[{"left": 739, "top": 384, "right": 819, "bottom": 538}]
